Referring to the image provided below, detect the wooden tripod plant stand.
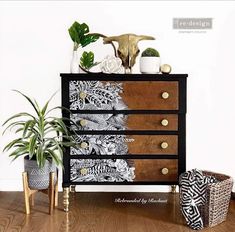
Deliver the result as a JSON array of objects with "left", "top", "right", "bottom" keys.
[{"left": 22, "top": 171, "right": 58, "bottom": 214}]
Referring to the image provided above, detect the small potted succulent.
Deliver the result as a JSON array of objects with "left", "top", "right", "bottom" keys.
[
  {"left": 140, "top": 47, "right": 160, "bottom": 74},
  {"left": 2, "top": 90, "right": 76, "bottom": 190}
]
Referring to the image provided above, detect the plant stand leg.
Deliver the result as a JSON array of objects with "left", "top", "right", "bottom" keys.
[
  {"left": 30, "top": 194, "right": 34, "bottom": 206},
  {"left": 63, "top": 187, "right": 70, "bottom": 212},
  {"left": 171, "top": 185, "right": 177, "bottom": 193},
  {"left": 49, "top": 172, "right": 55, "bottom": 214},
  {"left": 54, "top": 170, "right": 59, "bottom": 207},
  {"left": 22, "top": 172, "right": 30, "bottom": 214}
]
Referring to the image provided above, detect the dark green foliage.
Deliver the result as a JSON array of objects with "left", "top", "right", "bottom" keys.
[
  {"left": 141, "top": 48, "right": 160, "bottom": 57},
  {"left": 80, "top": 51, "right": 99, "bottom": 70},
  {"left": 68, "top": 21, "right": 99, "bottom": 50}
]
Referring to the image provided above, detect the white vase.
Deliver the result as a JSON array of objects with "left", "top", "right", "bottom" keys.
[
  {"left": 140, "top": 57, "right": 161, "bottom": 74},
  {"left": 70, "top": 50, "right": 79, "bottom": 73}
]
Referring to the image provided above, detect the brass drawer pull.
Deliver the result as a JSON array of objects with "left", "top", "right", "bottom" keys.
[
  {"left": 80, "top": 142, "right": 88, "bottom": 149},
  {"left": 161, "top": 142, "right": 168, "bottom": 149},
  {"left": 161, "top": 119, "right": 169, "bottom": 126},
  {"left": 161, "top": 92, "right": 169, "bottom": 99},
  {"left": 161, "top": 168, "right": 169, "bottom": 175},
  {"left": 79, "top": 91, "right": 87, "bottom": 99},
  {"left": 80, "top": 119, "right": 87, "bottom": 127},
  {"left": 80, "top": 168, "right": 88, "bottom": 175}
]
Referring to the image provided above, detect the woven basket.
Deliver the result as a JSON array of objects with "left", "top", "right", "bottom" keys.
[{"left": 199, "top": 171, "right": 233, "bottom": 227}]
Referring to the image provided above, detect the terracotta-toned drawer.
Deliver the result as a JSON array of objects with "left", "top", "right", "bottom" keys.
[
  {"left": 128, "top": 135, "right": 177, "bottom": 155},
  {"left": 69, "top": 81, "right": 178, "bottom": 110},
  {"left": 71, "top": 114, "right": 178, "bottom": 131},
  {"left": 70, "top": 159, "right": 178, "bottom": 182},
  {"left": 133, "top": 159, "right": 178, "bottom": 181},
  {"left": 71, "top": 135, "right": 178, "bottom": 155},
  {"left": 120, "top": 81, "right": 178, "bottom": 110}
]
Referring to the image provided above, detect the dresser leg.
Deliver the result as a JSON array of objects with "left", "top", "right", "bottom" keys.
[
  {"left": 171, "top": 185, "right": 177, "bottom": 193},
  {"left": 63, "top": 187, "right": 70, "bottom": 212},
  {"left": 70, "top": 185, "right": 76, "bottom": 193}
]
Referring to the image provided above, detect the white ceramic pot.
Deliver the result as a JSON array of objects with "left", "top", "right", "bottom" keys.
[{"left": 140, "top": 57, "right": 161, "bottom": 74}]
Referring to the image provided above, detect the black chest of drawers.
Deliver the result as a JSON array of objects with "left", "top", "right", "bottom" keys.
[{"left": 61, "top": 73, "right": 187, "bottom": 211}]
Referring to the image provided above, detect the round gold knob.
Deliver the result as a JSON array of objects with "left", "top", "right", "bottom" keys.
[
  {"left": 80, "top": 168, "right": 87, "bottom": 175},
  {"left": 79, "top": 91, "right": 87, "bottom": 99},
  {"left": 160, "top": 64, "right": 172, "bottom": 74},
  {"left": 80, "top": 119, "right": 87, "bottom": 127},
  {"left": 161, "top": 168, "right": 169, "bottom": 175},
  {"left": 161, "top": 119, "right": 169, "bottom": 126},
  {"left": 161, "top": 142, "right": 168, "bottom": 149},
  {"left": 80, "top": 142, "right": 88, "bottom": 149},
  {"left": 161, "top": 92, "right": 169, "bottom": 99}
]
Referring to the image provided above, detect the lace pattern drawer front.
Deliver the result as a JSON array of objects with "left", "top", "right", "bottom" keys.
[
  {"left": 70, "top": 159, "right": 178, "bottom": 182},
  {"left": 69, "top": 80, "right": 179, "bottom": 111},
  {"left": 71, "top": 134, "right": 178, "bottom": 155},
  {"left": 71, "top": 114, "right": 178, "bottom": 131}
]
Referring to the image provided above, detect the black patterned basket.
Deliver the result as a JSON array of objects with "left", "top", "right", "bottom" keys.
[{"left": 200, "top": 171, "right": 233, "bottom": 227}]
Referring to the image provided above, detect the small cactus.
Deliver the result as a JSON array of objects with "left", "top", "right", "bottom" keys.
[{"left": 141, "top": 48, "right": 160, "bottom": 57}]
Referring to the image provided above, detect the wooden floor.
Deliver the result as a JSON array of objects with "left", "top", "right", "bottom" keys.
[{"left": 0, "top": 192, "right": 235, "bottom": 232}]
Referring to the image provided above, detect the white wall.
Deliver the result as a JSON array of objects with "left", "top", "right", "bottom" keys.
[{"left": 0, "top": 1, "right": 235, "bottom": 192}]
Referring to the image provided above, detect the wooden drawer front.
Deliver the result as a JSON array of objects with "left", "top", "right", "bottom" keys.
[
  {"left": 71, "top": 135, "right": 178, "bottom": 155},
  {"left": 70, "top": 159, "right": 178, "bottom": 182},
  {"left": 71, "top": 114, "right": 178, "bottom": 131},
  {"left": 121, "top": 81, "right": 178, "bottom": 110},
  {"left": 69, "top": 81, "right": 178, "bottom": 111},
  {"left": 133, "top": 159, "right": 178, "bottom": 181},
  {"left": 128, "top": 135, "right": 177, "bottom": 155}
]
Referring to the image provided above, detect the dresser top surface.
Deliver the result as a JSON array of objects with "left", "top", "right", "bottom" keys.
[{"left": 60, "top": 73, "right": 188, "bottom": 81}]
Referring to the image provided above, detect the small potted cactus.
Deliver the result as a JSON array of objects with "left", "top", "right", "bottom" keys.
[{"left": 140, "top": 48, "right": 160, "bottom": 74}]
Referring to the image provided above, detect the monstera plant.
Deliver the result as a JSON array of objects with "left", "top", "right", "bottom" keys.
[
  {"left": 68, "top": 21, "right": 99, "bottom": 73},
  {"left": 80, "top": 51, "right": 99, "bottom": 71},
  {"left": 68, "top": 21, "right": 99, "bottom": 51},
  {"left": 2, "top": 90, "right": 76, "bottom": 190}
]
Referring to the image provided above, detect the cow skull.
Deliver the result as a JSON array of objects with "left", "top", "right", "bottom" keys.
[{"left": 103, "top": 34, "right": 155, "bottom": 72}]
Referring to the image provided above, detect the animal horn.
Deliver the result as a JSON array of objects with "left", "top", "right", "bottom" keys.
[
  {"left": 135, "top": 35, "right": 155, "bottom": 42},
  {"left": 103, "top": 36, "right": 120, "bottom": 44}
]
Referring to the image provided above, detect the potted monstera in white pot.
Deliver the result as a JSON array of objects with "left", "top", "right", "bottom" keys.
[
  {"left": 2, "top": 90, "right": 76, "bottom": 190},
  {"left": 140, "top": 48, "right": 160, "bottom": 74}
]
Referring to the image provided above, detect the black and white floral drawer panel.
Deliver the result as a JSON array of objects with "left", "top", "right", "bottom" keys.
[
  {"left": 69, "top": 80, "right": 127, "bottom": 111},
  {"left": 71, "top": 134, "right": 178, "bottom": 155},
  {"left": 69, "top": 80, "right": 179, "bottom": 111},
  {"left": 70, "top": 159, "right": 135, "bottom": 182},
  {"left": 70, "top": 159, "right": 178, "bottom": 182},
  {"left": 71, "top": 113, "right": 178, "bottom": 131}
]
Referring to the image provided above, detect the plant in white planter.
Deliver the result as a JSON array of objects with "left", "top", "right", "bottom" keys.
[
  {"left": 2, "top": 90, "right": 76, "bottom": 190},
  {"left": 140, "top": 48, "right": 160, "bottom": 74}
]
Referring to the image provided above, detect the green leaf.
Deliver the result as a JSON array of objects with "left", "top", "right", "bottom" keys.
[
  {"left": 68, "top": 21, "right": 80, "bottom": 44},
  {"left": 12, "top": 90, "right": 40, "bottom": 117},
  {"left": 29, "top": 135, "right": 38, "bottom": 158},
  {"left": 68, "top": 21, "right": 99, "bottom": 48},
  {"left": 2, "top": 121, "right": 25, "bottom": 135},
  {"left": 2, "top": 112, "right": 34, "bottom": 126},
  {"left": 80, "top": 51, "right": 94, "bottom": 70},
  {"left": 41, "top": 91, "right": 58, "bottom": 116},
  {"left": 3, "top": 138, "right": 24, "bottom": 152},
  {"left": 22, "top": 120, "right": 35, "bottom": 138},
  {"left": 80, "top": 34, "right": 99, "bottom": 47},
  {"left": 9, "top": 146, "right": 29, "bottom": 162}
]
